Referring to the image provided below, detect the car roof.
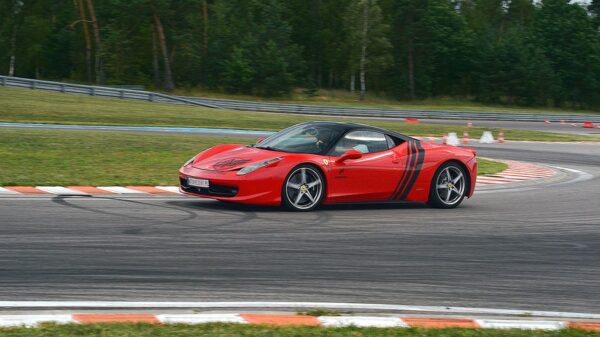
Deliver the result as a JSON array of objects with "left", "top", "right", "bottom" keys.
[{"left": 299, "top": 121, "right": 415, "bottom": 141}]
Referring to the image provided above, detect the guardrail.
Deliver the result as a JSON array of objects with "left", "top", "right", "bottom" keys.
[
  {"left": 0, "top": 76, "right": 221, "bottom": 109},
  {"left": 178, "top": 96, "right": 600, "bottom": 123},
  {"left": 2, "top": 75, "right": 600, "bottom": 123}
]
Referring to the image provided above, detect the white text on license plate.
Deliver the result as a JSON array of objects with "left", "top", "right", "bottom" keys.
[{"left": 188, "top": 178, "right": 209, "bottom": 188}]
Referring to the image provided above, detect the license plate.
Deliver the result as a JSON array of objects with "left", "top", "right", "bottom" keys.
[{"left": 188, "top": 177, "right": 209, "bottom": 188}]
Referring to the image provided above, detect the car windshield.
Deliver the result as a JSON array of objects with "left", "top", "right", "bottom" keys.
[{"left": 255, "top": 124, "right": 347, "bottom": 154}]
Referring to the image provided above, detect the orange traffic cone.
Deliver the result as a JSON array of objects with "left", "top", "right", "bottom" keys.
[
  {"left": 462, "top": 130, "right": 469, "bottom": 145},
  {"left": 498, "top": 130, "right": 505, "bottom": 143}
]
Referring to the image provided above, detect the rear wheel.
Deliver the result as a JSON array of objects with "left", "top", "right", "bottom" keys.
[
  {"left": 282, "top": 165, "right": 325, "bottom": 211},
  {"left": 427, "top": 162, "right": 468, "bottom": 209}
]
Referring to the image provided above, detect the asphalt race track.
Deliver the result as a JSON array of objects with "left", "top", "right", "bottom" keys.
[{"left": 1, "top": 142, "right": 599, "bottom": 314}]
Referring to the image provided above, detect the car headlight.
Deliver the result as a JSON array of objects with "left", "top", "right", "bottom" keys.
[
  {"left": 184, "top": 155, "right": 197, "bottom": 167},
  {"left": 237, "top": 157, "right": 282, "bottom": 175}
]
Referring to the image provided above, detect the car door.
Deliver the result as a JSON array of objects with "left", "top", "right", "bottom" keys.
[{"left": 326, "top": 130, "right": 405, "bottom": 202}]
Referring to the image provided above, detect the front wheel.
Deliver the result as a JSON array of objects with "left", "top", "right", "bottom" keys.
[
  {"left": 282, "top": 165, "right": 325, "bottom": 211},
  {"left": 427, "top": 162, "right": 468, "bottom": 209}
]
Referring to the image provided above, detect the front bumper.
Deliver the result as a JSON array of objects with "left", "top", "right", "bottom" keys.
[
  {"left": 180, "top": 176, "right": 239, "bottom": 197},
  {"left": 179, "top": 165, "right": 282, "bottom": 206}
]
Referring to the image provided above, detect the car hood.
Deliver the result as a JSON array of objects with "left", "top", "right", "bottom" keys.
[{"left": 193, "top": 146, "right": 284, "bottom": 171}]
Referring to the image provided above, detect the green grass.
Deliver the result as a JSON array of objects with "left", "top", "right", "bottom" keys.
[
  {"left": 0, "top": 128, "right": 506, "bottom": 186},
  {"left": 173, "top": 86, "right": 600, "bottom": 115},
  {"left": 0, "top": 87, "right": 598, "bottom": 142},
  {"left": 0, "top": 128, "right": 240, "bottom": 186},
  {"left": 478, "top": 158, "right": 508, "bottom": 175},
  {"left": 1, "top": 323, "right": 599, "bottom": 337},
  {"left": 297, "top": 308, "right": 345, "bottom": 316}
]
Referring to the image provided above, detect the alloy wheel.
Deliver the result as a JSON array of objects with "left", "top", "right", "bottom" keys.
[
  {"left": 435, "top": 166, "right": 466, "bottom": 206},
  {"left": 285, "top": 167, "right": 323, "bottom": 210}
]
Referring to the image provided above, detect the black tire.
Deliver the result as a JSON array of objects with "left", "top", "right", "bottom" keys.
[
  {"left": 281, "top": 164, "right": 326, "bottom": 211},
  {"left": 427, "top": 161, "right": 468, "bottom": 209}
]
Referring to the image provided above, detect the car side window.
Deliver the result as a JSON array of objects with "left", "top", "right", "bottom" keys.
[
  {"left": 332, "top": 130, "right": 390, "bottom": 156},
  {"left": 386, "top": 135, "right": 396, "bottom": 149}
]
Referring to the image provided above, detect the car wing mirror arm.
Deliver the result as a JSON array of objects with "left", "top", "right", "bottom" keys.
[{"left": 337, "top": 149, "right": 363, "bottom": 164}]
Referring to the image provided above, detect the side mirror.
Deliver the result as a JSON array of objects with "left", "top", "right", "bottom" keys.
[{"left": 338, "top": 149, "right": 363, "bottom": 163}]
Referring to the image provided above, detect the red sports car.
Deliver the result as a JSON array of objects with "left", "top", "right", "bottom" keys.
[{"left": 179, "top": 122, "right": 477, "bottom": 211}]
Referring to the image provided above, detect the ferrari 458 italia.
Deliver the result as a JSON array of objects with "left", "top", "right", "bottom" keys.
[{"left": 179, "top": 122, "right": 477, "bottom": 211}]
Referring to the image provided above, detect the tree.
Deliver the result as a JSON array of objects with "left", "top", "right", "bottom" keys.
[
  {"left": 589, "top": 0, "right": 600, "bottom": 32},
  {"left": 472, "top": 27, "right": 557, "bottom": 105},
  {"left": 288, "top": 0, "right": 326, "bottom": 87},
  {"left": 507, "top": 0, "right": 535, "bottom": 27},
  {"left": 72, "top": 0, "right": 93, "bottom": 82},
  {"left": 393, "top": 0, "right": 423, "bottom": 99},
  {"left": 255, "top": 40, "right": 295, "bottom": 96},
  {"left": 343, "top": 0, "right": 392, "bottom": 99},
  {"left": 393, "top": 0, "right": 473, "bottom": 99},
  {"left": 151, "top": 22, "right": 161, "bottom": 88},
  {"left": 0, "top": 1, "right": 72, "bottom": 79},
  {"left": 202, "top": 0, "right": 209, "bottom": 53},
  {"left": 152, "top": 8, "right": 174, "bottom": 91},
  {"left": 7, "top": 0, "right": 24, "bottom": 76},
  {"left": 85, "top": 0, "right": 105, "bottom": 83},
  {"left": 207, "top": 0, "right": 302, "bottom": 96},
  {"left": 533, "top": 0, "right": 600, "bottom": 107},
  {"left": 222, "top": 47, "right": 254, "bottom": 93},
  {"left": 1, "top": 0, "right": 598, "bottom": 108}
]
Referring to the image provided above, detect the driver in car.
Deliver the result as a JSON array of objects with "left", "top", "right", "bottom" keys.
[{"left": 334, "top": 136, "right": 368, "bottom": 155}]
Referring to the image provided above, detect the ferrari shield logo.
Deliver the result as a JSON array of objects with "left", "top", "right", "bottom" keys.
[{"left": 322, "top": 159, "right": 329, "bottom": 166}]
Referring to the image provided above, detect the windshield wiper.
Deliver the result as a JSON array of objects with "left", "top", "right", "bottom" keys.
[
  {"left": 255, "top": 145, "right": 289, "bottom": 153},
  {"left": 255, "top": 145, "right": 278, "bottom": 151}
]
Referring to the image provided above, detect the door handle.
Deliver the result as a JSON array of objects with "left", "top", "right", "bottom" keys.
[{"left": 392, "top": 154, "right": 400, "bottom": 163}]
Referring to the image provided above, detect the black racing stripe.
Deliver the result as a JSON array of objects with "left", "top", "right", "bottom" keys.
[
  {"left": 399, "top": 141, "right": 425, "bottom": 200},
  {"left": 391, "top": 141, "right": 416, "bottom": 200},
  {"left": 390, "top": 141, "right": 413, "bottom": 200},
  {"left": 395, "top": 141, "right": 418, "bottom": 200}
]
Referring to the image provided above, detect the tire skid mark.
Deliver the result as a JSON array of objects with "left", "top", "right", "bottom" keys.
[{"left": 50, "top": 196, "right": 201, "bottom": 232}]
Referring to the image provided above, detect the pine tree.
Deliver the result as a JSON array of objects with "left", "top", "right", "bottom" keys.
[
  {"left": 393, "top": 0, "right": 472, "bottom": 99},
  {"left": 589, "top": 0, "right": 600, "bottom": 31},
  {"left": 222, "top": 47, "right": 254, "bottom": 93},
  {"left": 533, "top": 0, "right": 600, "bottom": 107},
  {"left": 208, "top": 0, "right": 302, "bottom": 96}
]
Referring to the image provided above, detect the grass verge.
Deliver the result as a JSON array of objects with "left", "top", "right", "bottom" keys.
[
  {"left": 0, "top": 129, "right": 234, "bottom": 186},
  {"left": 0, "top": 128, "right": 505, "bottom": 186},
  {"left": 1, "top": 87, "right": 598, "bottom": 142},
  {"left": 174, "top": 86, "right": 600, "bottom": 115},
  {"left": 1, "top": 323, "right": 599, "bottom": 337},
  {"left": 478, "top": 158, "right": 509, "bottom": 175}
]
